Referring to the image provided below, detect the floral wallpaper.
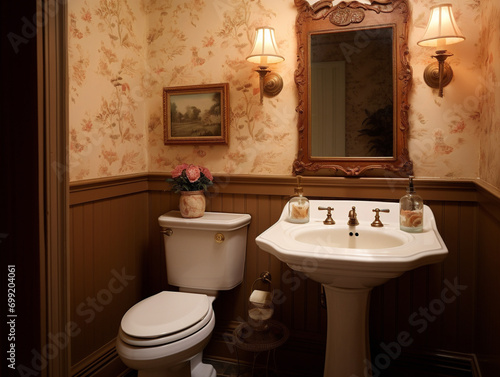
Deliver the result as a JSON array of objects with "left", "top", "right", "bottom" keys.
[
  {"left": 69, "top": 0, "right": 148, "bottom": 180},
  {"left": 479, "top": 0, "right": 500, "bottom": 189},
  {"left": 408, "top": 0, "right": 482, "bottom": 180},
  {"left": 143, "top": 0, "right": 297, "bottom": 175},
  {"left": 68, "top": 0, "right": 498, "bottom": 190}
]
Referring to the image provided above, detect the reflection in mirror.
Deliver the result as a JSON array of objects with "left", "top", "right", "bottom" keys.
[
  {"left": 293, "top": 0, "right": 413, "bottom": 177},
  {"left": 310, "top": 28, "right": 394, "bottom": 157}
]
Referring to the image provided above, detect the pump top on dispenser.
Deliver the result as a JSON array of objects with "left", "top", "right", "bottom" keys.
[
  {"left": 399, "top": 175, "right": 423, "bottom": 233},
  {"left": 288, "top": 176, "right": 310, "bottom": 223}
]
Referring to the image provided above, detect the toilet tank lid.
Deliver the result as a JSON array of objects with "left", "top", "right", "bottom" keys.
[{"left": 158, "top": 211, "right": 251, "bottom": 231}]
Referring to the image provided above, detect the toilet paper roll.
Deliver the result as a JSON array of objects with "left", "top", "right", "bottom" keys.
[{"left": 249, "top": 289, "right": 272, "bottom": 305}]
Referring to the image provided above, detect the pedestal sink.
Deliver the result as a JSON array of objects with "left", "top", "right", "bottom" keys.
[{"left": 255, "top": 200, "right": 447, "bottom": 377}]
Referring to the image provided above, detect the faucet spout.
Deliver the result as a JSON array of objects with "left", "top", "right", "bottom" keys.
[{"left": 347, "top": 206, "right": 359, "bottom": 226}]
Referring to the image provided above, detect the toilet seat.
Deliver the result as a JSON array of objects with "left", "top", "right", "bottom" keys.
[
  {"left": 119, "top": 310, "right": 214, "bottom": 347},
  {"left": 120, "top": 291, "right": 212, "bottom": 347}
]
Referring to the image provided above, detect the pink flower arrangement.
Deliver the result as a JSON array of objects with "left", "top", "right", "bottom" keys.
[{"left": 168, "top": 164, "right": 213, "bottom": 193}]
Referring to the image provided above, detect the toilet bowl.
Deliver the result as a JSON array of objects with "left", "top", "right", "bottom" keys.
[
  {"left": 116, "top": 211, "right": 251, "bottom": 377},
  {"left": 116, "top": 292, "right": 216, "bottom": 377}
]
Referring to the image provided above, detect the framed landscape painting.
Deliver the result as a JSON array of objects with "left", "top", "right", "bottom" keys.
[{"left": 163, "top": 83, "right": 229, "bottom": 145}]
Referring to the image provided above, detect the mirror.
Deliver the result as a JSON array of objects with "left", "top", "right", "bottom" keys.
[
  {"left": 311, "top": 28, "right": 394, "bottom": 157},
  {"left": 293, "top": 0, "right": 413, "bottom": 176}
]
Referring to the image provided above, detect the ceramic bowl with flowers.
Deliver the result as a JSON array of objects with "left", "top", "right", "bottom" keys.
[{"left": 168, "top": 164, "right": 213, "bottom": 218}]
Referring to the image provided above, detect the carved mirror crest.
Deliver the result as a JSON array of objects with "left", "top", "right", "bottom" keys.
[{"left": 293, "top": 0, "right": 413, "bottom": 177}]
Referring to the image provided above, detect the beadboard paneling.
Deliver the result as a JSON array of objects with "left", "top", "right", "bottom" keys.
[
  {"left": 68, "top": 175, "right": 499, "bottom": 377},
  {"left": 476, "top": 183, "right": 500, "bottom": 376},
  {"left": 69, "top": 191, "right": 149, "bottom": 374}
]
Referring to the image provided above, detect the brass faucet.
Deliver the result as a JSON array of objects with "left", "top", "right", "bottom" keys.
[
  {"left": 371, "top": 208, "right": 390, "bottom": 227},
  {"left": 318, "top": 206, "right": 335, "bottom": 225},
  {"left": 347, "top": 206, "right": 359, "bottom": 226}
]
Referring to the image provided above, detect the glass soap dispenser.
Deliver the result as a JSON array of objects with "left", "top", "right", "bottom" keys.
[
  {"left": 288, "top": 175, "right": 310, "bottom": 223},
  {"left": 400, "top": 175, "right": 423, "bottom": 233}
]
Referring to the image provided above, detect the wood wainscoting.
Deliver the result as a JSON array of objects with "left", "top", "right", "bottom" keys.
[
  {"left": 69, "top": 175, "right": 500, "bottom": 377},
  {"left": 69, "top": 178, "right": 151, "bottom": 376},
  {"left": 475, "top": 181, "right": 500, "bottom": 377}
]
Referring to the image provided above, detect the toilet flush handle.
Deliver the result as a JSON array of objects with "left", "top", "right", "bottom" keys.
[
  {"left": 215, "top": 233, "right": 225, "bottom": 243},
  {"left": 160, "top": 227, "right": 173, "bottom": 236}
]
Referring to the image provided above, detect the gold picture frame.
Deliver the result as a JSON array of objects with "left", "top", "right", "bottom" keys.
[{"left": 163, "top": 83, "right": 229, "bottom": 145}]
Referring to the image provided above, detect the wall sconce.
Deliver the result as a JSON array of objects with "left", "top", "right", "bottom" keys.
[
  {"left": 417, "top": 4, "right": 465, "bottom": 97},
  {"left": 246, "top": 27, "right": 285, "bottom": 104}
]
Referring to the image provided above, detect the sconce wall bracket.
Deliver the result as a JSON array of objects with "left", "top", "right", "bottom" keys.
[
  {"left": 264, "top": 72, "right": 283, "bottom": 97},
  {"left": 423, "top": 50, "right": 454, "bottom": 97},
  {"left": 255, "top": 67, "right": 283, "bottom": 104}
]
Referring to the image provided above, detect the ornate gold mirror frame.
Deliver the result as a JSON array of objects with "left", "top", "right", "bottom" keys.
[{"left": 293, "top": 0, "right": 413, "bottom": 177}]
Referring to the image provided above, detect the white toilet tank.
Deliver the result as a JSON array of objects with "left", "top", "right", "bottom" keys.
[{"left": 158, "top": 211, "right": 251, "bottom": 291}]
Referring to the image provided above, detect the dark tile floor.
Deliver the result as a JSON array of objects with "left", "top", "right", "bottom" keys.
[
  {"left": 206, "top": 358, "right": 474, "bottom": 377},
  {"left": 205, "top": 358, "right": 282, "bottom": 377},
  {"left": 126, "top": 358, "right": 474, "bottom": 377},
  {"left": 124, "top": 359, "right": 285, "bottom": 377}
]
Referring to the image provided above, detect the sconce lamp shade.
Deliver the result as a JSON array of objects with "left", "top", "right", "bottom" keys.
[
  {"left": 247, "top": 27, "right": 284, "bottom": 66},
  {"left": 417, "top": 4, "right": 465, "bottom": 47}
]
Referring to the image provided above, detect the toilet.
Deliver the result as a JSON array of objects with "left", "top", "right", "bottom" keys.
[{"left": 116, "top": 211, "right": 251, "bottom": 377}]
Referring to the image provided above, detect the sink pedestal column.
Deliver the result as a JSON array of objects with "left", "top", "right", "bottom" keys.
[{"left": 323, "top": 285, "right": 372, "bottom": 377}]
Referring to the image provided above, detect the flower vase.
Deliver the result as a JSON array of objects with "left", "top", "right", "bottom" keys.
[{"left": 179, "top": 190, "right": 206, "bottom": 218}]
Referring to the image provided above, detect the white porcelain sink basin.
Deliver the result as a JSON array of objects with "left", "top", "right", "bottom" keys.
[
  {"left": 256, "top": 200, "right": 447, "bottom": 289},
  {"left": 256, "top": 200, "right": 448, "bottom": 377},
  {"left": 291, "top": 226, "right": 409, "bottom": 249}
]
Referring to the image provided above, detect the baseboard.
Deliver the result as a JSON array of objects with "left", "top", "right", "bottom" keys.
[
  {"left": 374, "top": 348, "right": 482, "bottom": 377},
  {"left": 470, "top": 354, "right": 483, "bottom": 377},
  {"left": 71, "top": 339, "right": 128, "bottom": 377}
]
